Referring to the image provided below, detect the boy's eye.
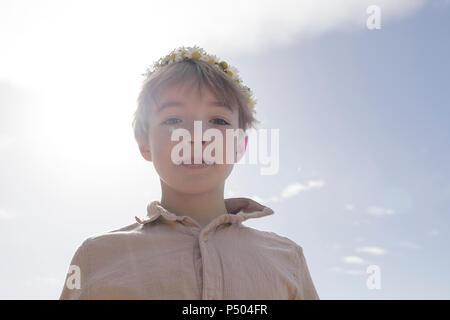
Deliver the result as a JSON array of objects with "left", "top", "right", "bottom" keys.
[
  {"left": 162, "top": 118, "right": 230, "bottom": 126},
  {"left": 211, "top": 118, "right": 230, "bottom": 125},
  {"left": 162, "top": 118, "right": 181, "bottom": 125}
]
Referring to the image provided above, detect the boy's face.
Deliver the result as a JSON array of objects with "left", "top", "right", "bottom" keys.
[{"left": 139, "top": 80, "right": 246, "bottom": 195}]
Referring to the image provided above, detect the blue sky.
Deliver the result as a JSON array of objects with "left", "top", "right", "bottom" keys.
[{"left": 1, "top": 0, "right": 449, "bottom": 299}]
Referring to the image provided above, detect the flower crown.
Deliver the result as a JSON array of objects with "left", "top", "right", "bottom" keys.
[{"left": 142, "top": 45, "right": 257, "bottom": 116}]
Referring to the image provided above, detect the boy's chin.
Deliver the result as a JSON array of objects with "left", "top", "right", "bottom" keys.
[
  {"left": 167, "top": 173, "right": 229, "bottom": 193},
  {"left": 171, "top": 182, "right": 221, "bottom": 195}
]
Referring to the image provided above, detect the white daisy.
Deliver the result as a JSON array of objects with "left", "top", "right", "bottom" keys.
[
  {"left": 143, "top": 46, "right": 257, "bottom": 115},
  {"left": 226, "top": 65, "right": 239, "bottom": 80},
  {"left": 207, "top": 53, "right": 220, "bottom": 63},
  {"left": 184, "top": 47, "right": 195, "bottom": 58}
]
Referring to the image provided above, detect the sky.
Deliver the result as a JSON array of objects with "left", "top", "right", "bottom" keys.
[{"left": 1, "top": 0, "right": 449, "bottom": 299}]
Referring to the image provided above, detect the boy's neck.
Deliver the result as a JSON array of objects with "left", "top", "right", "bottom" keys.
[{"left": 159, "top": 182, "right": 229, "bottom": 229}]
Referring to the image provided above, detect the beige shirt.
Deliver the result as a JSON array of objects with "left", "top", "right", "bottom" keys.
[{"left": 59, "top": 197, "right": 319, "bottom": 300}]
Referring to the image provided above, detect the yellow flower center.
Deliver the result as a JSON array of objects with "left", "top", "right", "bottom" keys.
[
  {"left": 227, "top": 70, "right": 233, "bottom": 77},
  {"left": 219, "top": 61, "right": 228, "bottom": 69},
  {"left": 191, "top": 51, "right": 201, "bottom": 59}
]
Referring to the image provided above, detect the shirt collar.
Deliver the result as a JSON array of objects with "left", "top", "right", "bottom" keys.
[{"left": 135, "top": 197, "right": 274, "bottom": 227}]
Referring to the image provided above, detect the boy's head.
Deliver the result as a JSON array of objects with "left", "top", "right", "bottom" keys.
[{"left": 132, "top": 47, "right": 259, "bottom": 194}]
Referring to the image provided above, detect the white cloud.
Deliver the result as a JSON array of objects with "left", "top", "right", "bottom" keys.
[
  {"left": 281, "top": 180, "right": 325, "bottom": 198},
  {"left": 367, "top": 206, "right": 395, "bottom": 216},
  {"left": 0, "top": 0, "right": 427, "bottom": 87},
  {"left": 356, "top": 246, "right": 386, "bottom": 256},
  {"left": 250, "top": 179, "right": 325, "bottom": 204},
  {"left": 281, "top": 184, "right": 304, "bottom": 198},
  {"left": 342, "top": 255, "right": 366, "bottom": 265},
  {"left": 345, "top": 204, "right": 355, "bottom": 211}
]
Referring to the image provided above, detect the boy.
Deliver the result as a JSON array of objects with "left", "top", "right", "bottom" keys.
[{"left": 59, "top": 46, "right": 319, "bottom": 300}]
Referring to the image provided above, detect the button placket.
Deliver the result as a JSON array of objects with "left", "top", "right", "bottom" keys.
[
  {"left": 199, "top": 237, "right": 208, "bottom": 299},
  {"left": 199, "top": 222, "right": 226, "bottom": 299},
  {"left": 199, "top": 224, "right": 213, "bottom": 299}
]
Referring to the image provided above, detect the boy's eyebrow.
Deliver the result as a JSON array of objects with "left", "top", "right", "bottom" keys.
[{"left": 157, "top": 100, "right": 233, "bottom": 113}]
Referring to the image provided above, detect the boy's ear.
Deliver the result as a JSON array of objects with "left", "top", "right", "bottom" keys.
[
  {"left": 235, "top": 135, "right": 248, "bottom": 163},
  {"left": 139, "top": 142, "right": 153, "bottom": 162}
]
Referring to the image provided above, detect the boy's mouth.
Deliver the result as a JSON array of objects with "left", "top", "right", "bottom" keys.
[
  {"left": 182, "top": 158, "right": 214, "bottom": 164},
  {"left": 180, "top": 159, "right": 214, "bottom": 168}
]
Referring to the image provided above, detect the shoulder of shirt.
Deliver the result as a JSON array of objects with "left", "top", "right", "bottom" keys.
[
  {"left": 78, "top": 220, "right": 148, "bottom": 247},
  {"left": 237, "top": 224, "right": 304, "bottom": 254},
  {"left": 76, "top": 221, "right": 305, "bottom": 257}
]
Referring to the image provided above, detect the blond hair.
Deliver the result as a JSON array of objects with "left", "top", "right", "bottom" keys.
[{"left": 132, "top": 58, "right": 260, "bottom": 145}]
